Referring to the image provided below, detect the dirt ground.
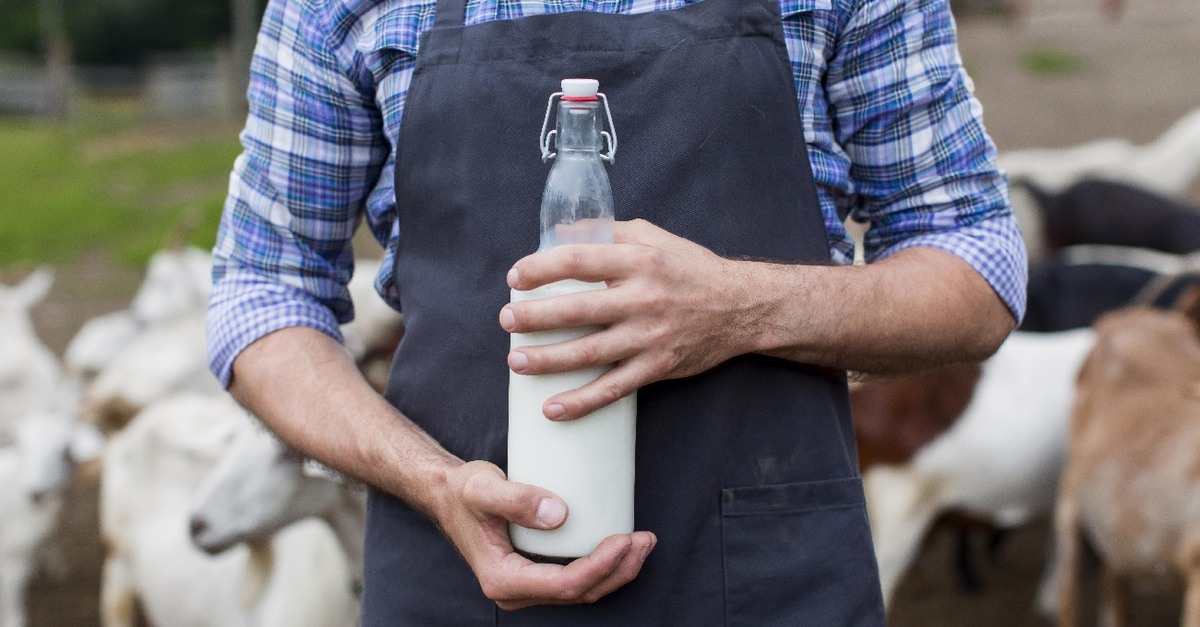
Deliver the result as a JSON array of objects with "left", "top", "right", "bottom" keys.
[{"left": 15, "top": 0, "right": 1200, "bottom": 624}]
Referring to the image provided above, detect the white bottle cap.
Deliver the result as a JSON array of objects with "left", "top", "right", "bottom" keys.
[{"left": 561, "top": 78, "right": 600, "bottom": 98}]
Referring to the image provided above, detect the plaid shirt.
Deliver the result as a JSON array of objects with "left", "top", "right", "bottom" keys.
[{"left": 208, "top": 0, "right": 1027, "bottom": 385}]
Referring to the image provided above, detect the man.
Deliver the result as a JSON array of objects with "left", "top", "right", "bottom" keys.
[{"left": 207, "top": 0, "right": 1026, "bottom": 624}]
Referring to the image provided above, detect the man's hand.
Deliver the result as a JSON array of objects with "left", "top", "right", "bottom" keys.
[
  {"left": 437, "top": 461, "right": 657, "bottom": 611},
  {"left": 232, "top": 328, "right": 656, "bottom": 611},
  {"left": 501, "top": 219, "right": 753, "bottom": 421}
]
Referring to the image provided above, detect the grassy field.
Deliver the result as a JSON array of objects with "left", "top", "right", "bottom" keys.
[{"left": 0, "top": 100, "right": 242, "bottom": 268}]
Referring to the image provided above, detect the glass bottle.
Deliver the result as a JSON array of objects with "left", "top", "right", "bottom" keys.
[{"left": 507, "top": 79, "right": 636, "bottom": 562}]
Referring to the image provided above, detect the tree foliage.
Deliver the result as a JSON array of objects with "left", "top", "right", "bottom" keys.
[
  {"left": 0, "top": 0, "right": 44, "bottom": 54},
  {"left": 0, "top": 0, "right": 268, "bottom": 65}
]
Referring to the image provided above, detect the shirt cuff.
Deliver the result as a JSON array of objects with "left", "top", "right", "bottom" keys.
[
  {"left": 207, "top": 268, "right": 346, "bottom": 388},
  {"left": 869, "top": 214, "right": 1028, "bottom": 325}
]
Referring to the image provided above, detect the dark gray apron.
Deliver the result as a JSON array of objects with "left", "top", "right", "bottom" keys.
[{"left": 368, "top": 0, "right": 885, "bottom": 624}]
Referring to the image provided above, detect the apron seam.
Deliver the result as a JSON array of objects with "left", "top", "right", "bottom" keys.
[{"left": 414, "top": 32, "right": 784, "bottom": 69}]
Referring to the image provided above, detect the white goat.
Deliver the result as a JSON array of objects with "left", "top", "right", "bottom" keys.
[
  {"left": 100, "top": 394, "right": 355, "bottom": 627},
  {"left": 0, "top": 269, "right": 60, "bottom": 430},
  {"left": 188, "top": 425, "right": 366, "bottom": 588},
  {"left": 81, "top": 254, "right": 403, "bottom": 428},
  {"left": 64, "top": 310, "right": 142, "bottom": 384},
  {"left": 129, "top": 247, "right": 213, "bottom": 324},
  {"left": 0, "top": 406, "right": 105, "bottom": 627},
  {"left": 66, "top": 247, "right": 212, "bottom": 383},
  {"left": 865, "top": 329, "right": 1096, "bottom": 612},
  {"left": 999, "top": 106, "right": 1200, "bottom": 196},
  {"left": 83, "top": 313, "right": 220, "bottom": 433},
  {"left": 340, "top": 259, "right": 405, "bottom": 394}
]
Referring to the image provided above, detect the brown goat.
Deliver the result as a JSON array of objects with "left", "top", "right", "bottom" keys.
[
  {"left": 1055, "top": 303, "right": 1200, "bottom": 626},
  {"left": 851, "top": 363, "right": 983, "bottom": 470}
]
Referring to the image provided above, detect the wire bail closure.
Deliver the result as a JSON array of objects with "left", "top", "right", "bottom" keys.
[{"left": 539, "top": 92, "right": 617, "bottom": 164}]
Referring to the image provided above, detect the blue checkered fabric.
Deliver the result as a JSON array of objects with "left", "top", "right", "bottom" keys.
[{"left": 208, "top": 0, "right": 1027, "bottom": 385}]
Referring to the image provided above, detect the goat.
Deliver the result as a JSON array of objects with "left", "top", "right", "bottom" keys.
[
  {"left": 66, "top": 247, "right": 211, "bottom": 385},
  {"left": 129, "top": 247, "right": 212, "bottom": 324},
  {"left": 188, "top": 424, "right": 366, "bottom": 585},
  {"left": 64, "top": 310, "right": 142, "bottom": 384},
  {"left": 0, "top": 405, "right": 104, "bottom": 627},
  {"left": 1021, "top": 245, "right": 1195, "bottom": 332},
  {"left": 100, "top": 393, "right": 356, "bottom": 627},
  {"left": 83, "top": 313, "right": 220, "bottom": 434},
  {"left": 999, "top": 107, "right": 1200, "bottom": 196},
  {"left": 0, "top": 269, "right": 60, "bottom": 430},
  {"left": 341, "top": 259, "right": 405, "bottom": 392},
  {"left": 857, "top": 329, "right": 1095, "bottom": 612},
  {"left": 1022, "top": 178, "right": 1200, "bottom": 256},
  {"left": 1054, "top": 302, "right": 1200, "bottom": 626},
  {"left": 1000, "top": 107, "right": 1200, "bottom": 261}
]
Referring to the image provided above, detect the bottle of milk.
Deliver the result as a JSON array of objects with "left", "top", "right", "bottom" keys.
[{"left": 508, "top": 79, "right": 636, "bottom": 562}]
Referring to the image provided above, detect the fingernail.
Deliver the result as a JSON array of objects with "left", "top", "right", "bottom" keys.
[
  {"left": 640, "top": 541, "right": 654, "bottom": 560},
  {"left": 499, "top": 307, "right": 515, "bottom": 331},
  {"left": 507, "top": 267, "right": 519, "bottom": 288},
  {"left": 545, "top": 403, "right": 566, "bottom": 420},
  {"left": 536, "top": 498, "right": 566, "bottom": 527},
  {"left": 509, "top": 351, "right": 528, "bottom": 373}
]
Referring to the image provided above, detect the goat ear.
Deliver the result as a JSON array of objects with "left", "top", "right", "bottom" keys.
[
  {"left": 68, "top": 423, "right": 106, "bottom": 464},
  {"left": 12, "top": 267, "right": 54, "bottom": 310}
]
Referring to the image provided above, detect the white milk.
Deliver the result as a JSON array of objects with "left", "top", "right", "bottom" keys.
[{"left": 507, "top": 279, "right": 636, "bottom": 560}]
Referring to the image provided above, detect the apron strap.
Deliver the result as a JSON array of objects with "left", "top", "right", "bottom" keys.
[{"left": 434, "top": 0, "right": 467, "bottom": 28}]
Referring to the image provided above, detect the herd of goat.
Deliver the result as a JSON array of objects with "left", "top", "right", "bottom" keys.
[
  {"left": 0, "top": 105, "right": 1199, "bottom": 626},
  {"left": 0, "top": 251, "right": 402, "bottom": 627}
]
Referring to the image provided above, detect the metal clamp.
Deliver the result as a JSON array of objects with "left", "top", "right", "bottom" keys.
[{"left": 539, "top": 92, "right": 618, "bottom": 164}]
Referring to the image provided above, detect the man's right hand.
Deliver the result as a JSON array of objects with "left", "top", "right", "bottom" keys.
[{"left": 438, "top": 460, "right": 657, "bottom": 611}]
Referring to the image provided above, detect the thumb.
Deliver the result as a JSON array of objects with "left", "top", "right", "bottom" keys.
[{"left": 460, "top": 464, "right": 569, "bottom": 530}]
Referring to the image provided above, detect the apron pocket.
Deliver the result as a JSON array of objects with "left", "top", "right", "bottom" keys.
[{"left": 720, "top": 477, "right": 884, "bottom": 627}]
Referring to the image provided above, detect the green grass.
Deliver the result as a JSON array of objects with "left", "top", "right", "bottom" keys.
[
  {"left": 0, "top": 101, "right": 241, "bottom": 267},
  {"left": 1019, "top": 47, "right": 1087, "bottom": 77}
]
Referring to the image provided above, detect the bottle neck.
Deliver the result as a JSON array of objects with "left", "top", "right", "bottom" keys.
[{"left": 556, "top": 100, "right": 603, "bottom": 153}]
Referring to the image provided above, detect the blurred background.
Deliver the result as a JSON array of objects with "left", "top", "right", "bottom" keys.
[{"left": 1, "top": 0, "right": 1198, "bottom": 624}]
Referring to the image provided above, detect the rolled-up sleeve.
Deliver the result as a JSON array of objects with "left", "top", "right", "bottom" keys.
[
  {"left": 207, "top": 0, "right": 390, "bottom": 386},
  {"left": 827, "top": 0, "right": 1027, "bottom": 321}
]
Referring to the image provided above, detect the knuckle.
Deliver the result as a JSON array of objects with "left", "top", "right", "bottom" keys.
[
  {"left": 646, "top": 292, "right": 669, "bottom": 314},
  {"left": 641, "top": 247, "right": 666, "bottom": 269},
  {"left": 564, "top": 248, "right": 587, "bottom": 270},
  {"left": 461, "top": 470, "right": 493, "bottom": 505},
  {"left": 577, "top": 341, "right": 601, "bottom": 365},
  {"left": 653, "top": 351, "right": 678, "bottom": 374},
  {"left": 599, "top": 381, "right": 625, "bottom": 406},
  {"left": 644, "top": 320, "right": 670, "bottom": 345},
  {"left": 633, "top": 290, "right": 668, "bottom": 315}
]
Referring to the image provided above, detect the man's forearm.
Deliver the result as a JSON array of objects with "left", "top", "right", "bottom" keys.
[
  {"left": 227, "top": 325, "right": 657, "bottom": 606},
  {"left": 227, "top": 326, "right": 459, "bottom": 519},
  {"left": 742, "top": 246, "right": 1016, "bottom": 374}
]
